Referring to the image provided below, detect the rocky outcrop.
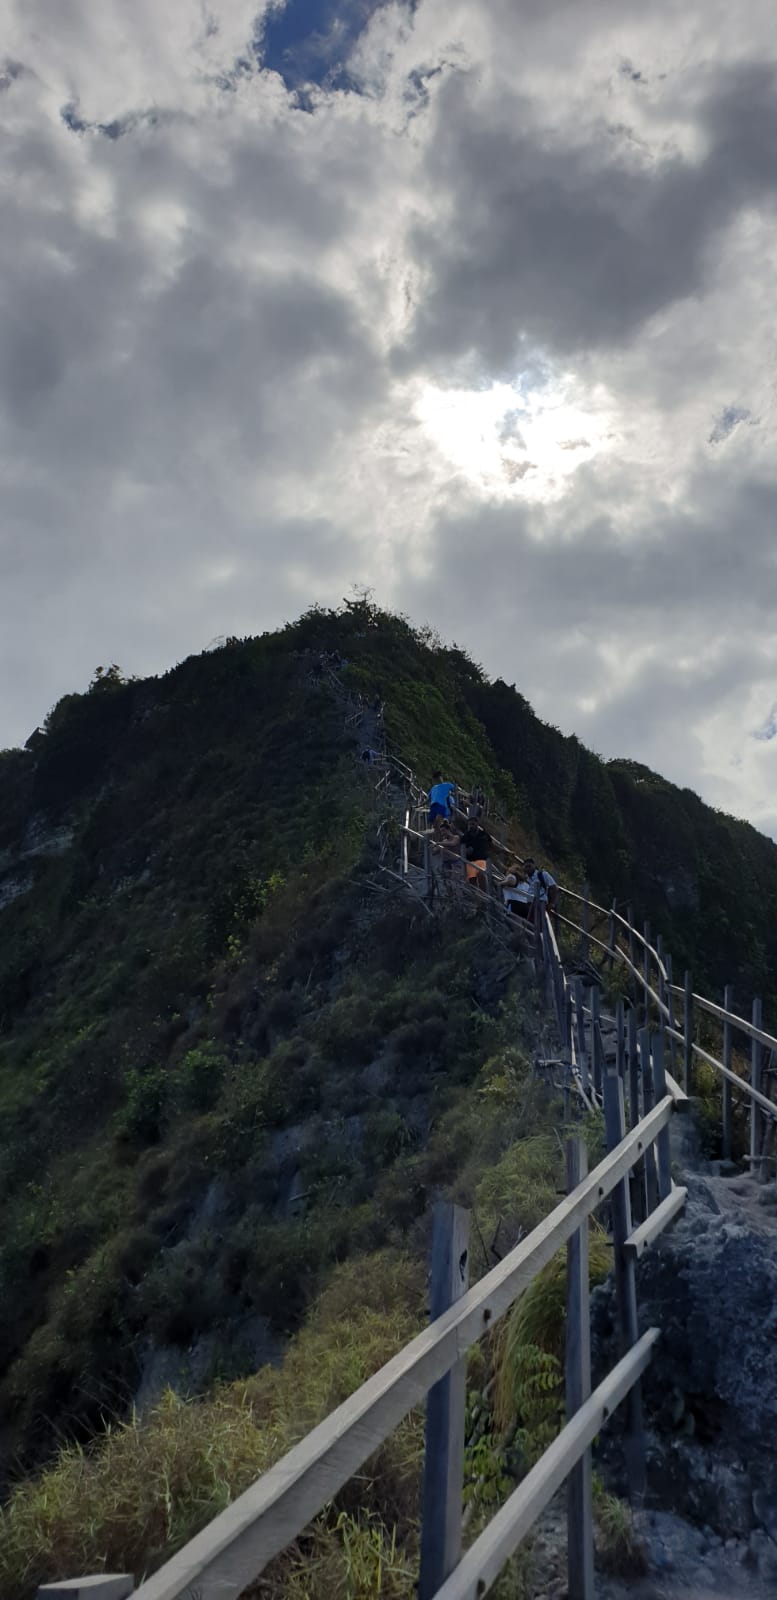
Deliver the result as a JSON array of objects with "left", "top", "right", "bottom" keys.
[{"left": 592, "top": 1163, "right": 777, "bottom": 1585}]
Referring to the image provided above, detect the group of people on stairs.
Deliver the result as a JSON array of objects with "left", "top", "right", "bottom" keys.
[{"left": 427, "top": 770, "right": 557, "bottom": 920}]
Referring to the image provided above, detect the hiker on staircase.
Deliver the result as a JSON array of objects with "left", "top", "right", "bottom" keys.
[
  {"left": 461, "top": 815, "right": 491, "bottom": 891},
  {"left": 429, "top": 772, "right": 456, "bottom": 835}
]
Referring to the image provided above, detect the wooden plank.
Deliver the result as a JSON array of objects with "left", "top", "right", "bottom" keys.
[
  {"left": 433, "top": 1331, "right": 659, "bottom": 1600},
  {"left": 722, "top": 984, "right": 733, "bottom": 1161},
  {"left": 132, "top": 1102, "right": 675, "bottom": 1600},
  {"left": 602, "top": 1071, "right": 646, "bottom": 1502},
  {"left": 419, "top": 1204, "right": 470, "bottom": 1600},
  {"left": 751, "top": 997, "right": 763, "bottom": 1178},
  {"left": 38, "top": 1584, "right": 134, "bottom": 1600},
  {"left": 664, "top": 1070, "right": 690, "bottom": 1111},
  {"left": 566, "top": 1142, "right": 595, "bottom": 1600},
  {"left": 624, "top": 1186, "right": 687, "bottom": 1260},
  {"left": 651, "top": 1032, "right": 672, "bottom": 1202},
  {"left": 683, "top": 971, "right": 693, "bottom": 1094}
]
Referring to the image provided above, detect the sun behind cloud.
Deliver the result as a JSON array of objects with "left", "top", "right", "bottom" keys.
[{"left": 414, "top": 373, "right": 616, "bottom": 501}]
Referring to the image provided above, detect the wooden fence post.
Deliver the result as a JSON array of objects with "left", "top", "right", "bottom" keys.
[
  {"left": 534, "top": 883, "right": 544, "bottom": 976},
  {"left": 615, "top": 1000, "right": 625, "bottom": 1083},
  {"left": 627, "top": 1006, "right": 644, "bottom": 1225},
  {"left": 651, "top": 1031, "right": 672, "bottom": 1201},
  {"left": 642, "top": 921, "right": 651, "bottom": 1019},
  {"left": 582, "top": 883, "right": 590, "bottom": 961},
  {"left": 722, "top": 983, "right": 733, "bottom": 1161},
  {"left": 574, "top": 979, "right": 589, "bottom": 1097},
  {"left": 566, "top": 1140, "right": 595, "bottom": 1600},
  {"left": 589, "top": 986, "right": 602, "bottom": 1098},
  {"left": 627, "top": 907, "right": 637, "bottom": 1003},
  {"left": 602, "top": 1066, "right": 646, "bottom": 1503},
  {"left": 608, "top": 900, "right": 617, "bottom": 973},
  {"left": 683, "top": 971, "right": 693, "bottom": 1094},
  {"left": 664, "top": 953, "right": 676, "bottom": 1077},
  {"left": 751, "top": 997, "right": 763, "bottom": 1180},
  {"left": 419, "top": 1203, "right": 470, "bottom": 1600},
  {"left": 638, "top": 1028, "right": 660, "bottom": 1216}
]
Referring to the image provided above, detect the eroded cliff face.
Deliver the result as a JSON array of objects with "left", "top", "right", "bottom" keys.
[{"left": 592, "top": 1147, "right": 777, "bottom": 1592}]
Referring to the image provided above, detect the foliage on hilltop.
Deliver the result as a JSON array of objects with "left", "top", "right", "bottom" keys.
[{"left": 1, "top": 598, "right": 776, "bottom": 1591}]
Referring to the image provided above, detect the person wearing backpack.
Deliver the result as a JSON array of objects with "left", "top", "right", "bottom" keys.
[{"left": 522, "top": 858, "right": 557, "bottom": 918}]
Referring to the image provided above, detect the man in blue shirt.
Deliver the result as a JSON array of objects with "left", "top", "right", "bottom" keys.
[{"left": 429, "top": 771, "right": 456, "bottom": 833}]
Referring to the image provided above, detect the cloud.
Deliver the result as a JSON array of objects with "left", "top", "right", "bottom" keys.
[
  {"left": 2, "top": 0, "right": 777, "bottom": 847},
  {"left": 753, "top": 706, "right": 777, "bottom": 742}
]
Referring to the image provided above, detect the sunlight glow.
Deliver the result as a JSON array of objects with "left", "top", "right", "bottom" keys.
[{"left": 415, "top": 375, "right": 616, "bottom": 502}]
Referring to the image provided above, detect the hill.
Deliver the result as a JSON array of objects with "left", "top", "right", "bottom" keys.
[{"left": 1, "top": 600, "right": 776, "bottom": 1589}]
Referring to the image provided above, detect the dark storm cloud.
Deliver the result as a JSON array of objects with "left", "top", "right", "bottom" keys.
[{"left": 401, "top": 64, "right": 777, "bottom": 375}]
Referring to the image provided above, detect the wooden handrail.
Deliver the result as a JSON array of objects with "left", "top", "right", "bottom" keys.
[
  {"left": 667, "top": 986, "right": 777, "bottom": 1057},
  {"left": 133, "top": 1097, "right": 675, "bottom": 1600}
]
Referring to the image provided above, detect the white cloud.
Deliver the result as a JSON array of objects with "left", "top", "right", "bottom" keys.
[{"left": 2, "top": 0, "right": 777, "bottom": 841}]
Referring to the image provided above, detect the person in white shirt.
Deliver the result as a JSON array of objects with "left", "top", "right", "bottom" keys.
[{"left": 502, "top": 860, "right": 557, "bottom": 921}]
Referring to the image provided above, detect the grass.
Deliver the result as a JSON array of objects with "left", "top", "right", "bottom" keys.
[{"left": 0, "top": 1254, "right": 425, "bottom": 1599}]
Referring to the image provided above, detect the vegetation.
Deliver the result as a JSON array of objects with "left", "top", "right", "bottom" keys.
[{"left": 1, "top": 599, "right": 776, "bottom": 1591}]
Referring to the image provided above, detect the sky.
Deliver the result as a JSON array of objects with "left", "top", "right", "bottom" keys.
[{"left": 2, "top": 1, "right": 777, "bottom": 838}]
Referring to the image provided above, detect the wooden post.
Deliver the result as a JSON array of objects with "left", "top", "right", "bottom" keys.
[
  {"left": 683, "top": 971, "right": 693, "bottom": 1094},
  {"left": 590, "top": 986, "right": 602, "bottom": 1097},
  {"left": 627, "top": 907, "right": 637, "bottom": 1003},
  {"left": 651, "top": 1031, "right": 672, "bottom": 1201},
  {"left": 534, "top": 882, "right": 544, "bottom": 975},
  {"left": 419, "top": 1203, "right": 470, "bottom": 1600},
  {"left": 627, "top": 1006, "right": 644, "bottom": 1225},
  {"left": 582, "top": 882, "right": 590, "bottom": 961},
  {"left": 664, "top": 953, "right": 677, "bottom": 1076},
  {"left": 615, "top": 1000, "right": 625, "bottom": 1082},
  {"left": 566, "top": 1140, "right": 595, "bottom": 1600},
  {"left": 602, "top": 1068, "right": 646, "bottom": 1503},
  {"left": 608, "top": 900, "right": 617, "bottom": 973},
  {"left": 642, "top": 921, "right": 651, "bottom": 1020},
  {"left": 574, "top": 979, "right": 589, "bottom": 1096},
  {"left": 751, "top": 997, "right": 763, "bottom": 1180},
  {"left": 656, "top": 934, "right": 665, "bottom": 1011},
  {"left": 627, "top": 1007, "right": 640, "bottom": 1128},
  {"left": 638, "top": 1028, "right": 660, "bottom": 1215},
  {"left": 722, "top": 983, "right": 733, "bottom": 1161}
]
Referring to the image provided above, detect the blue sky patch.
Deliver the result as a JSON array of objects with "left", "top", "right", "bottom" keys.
[{"left": 257, "top": 0, "right": 415, "bottom": 97}]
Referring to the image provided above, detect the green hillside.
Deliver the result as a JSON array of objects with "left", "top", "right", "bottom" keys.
[{"left": 0, "top": 600, "right": 775, "bottom": 1593}]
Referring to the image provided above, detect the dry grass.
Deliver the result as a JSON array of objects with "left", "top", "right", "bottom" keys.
[{"left": 0, "top": 1254, "right": 425, "bottom": 1600}]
